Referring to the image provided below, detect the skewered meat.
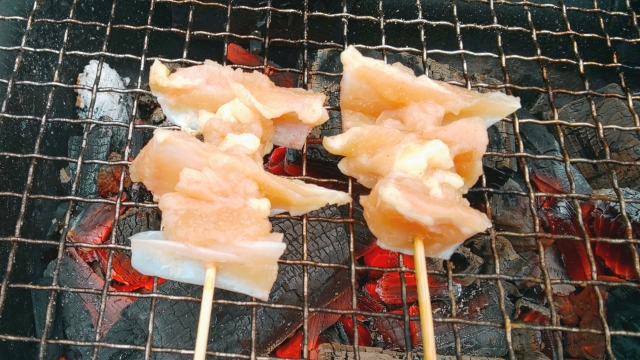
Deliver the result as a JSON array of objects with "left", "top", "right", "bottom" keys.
[
  {"left": 324, "top": 46, "right": 520, "bottom": 258},
  {"left": 360, "top": 176, "right": 491, "bottom": 258},
  {"left": 149, "top": 59, "right": 328, "bottom": 149},
  {"left": 339, "top": 46, "right": 521, "bottom": 130},
  {"left": 130, "top": 129, "right": 351, "bottom": 215}
]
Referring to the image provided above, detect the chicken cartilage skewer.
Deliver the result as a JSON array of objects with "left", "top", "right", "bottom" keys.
[
  {"left": 131, "top": 55, "right": 351, "bottom": 359},
  {"left": 325, "top": 46, "right": 521, "bottom": 360}
]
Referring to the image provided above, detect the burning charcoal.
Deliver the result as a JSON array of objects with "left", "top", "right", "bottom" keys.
[
  {"left": 449, "top": 246, "right": 483, "bottom": 286},
  {"left": 100, "top": 208, "right": 162, "bottom": 292},
  {"left": 337, "top": 315, "right": 372, "bottom": 347},
  {"left": 558, "top": 84, "right": 640, "bottom": 190},
  {"left": 537, "top": 197, "right": 606, "bottom": 281},
  {"left": 520, "top": 351, "right": 552, "bottom": 360},
  {"left": 557, "top": 286, "right": 607, "bottom": 359},
  {"left": 373, "top": 280, "right": 513, "bottom": 357},
  {"left": 46, "top": 201, "right": 72, "bottom": 240},
  {"left": 36, "top": 249, "right": 134, "bottom": 360},
  {"left": 592, "top": 188, "right": 640, "bottom": 280},
  {"left": 489, "top": 178, "right": 537, "bottom": 251},
  {"left": 96, "top": 152, "right": 132, "bottom": 197},
  {"left": 374, "top": 271, "right": 458, "bottom": 305},
  {"left": 274, "top": 290, "right": 352, "bottom": 358},
  {"left": 67, "top": 196, "right": 126, "bottom": 262},
  {"left": 67, "top": 118, "right": 143, "bottom": 201},
  {"left": 607, "top": 286, "right": 640, "bottom": 359},
  {"left": 98, "top": 205, "right": 375, "bottom": 358},
  {"left": 518, "top": 108, "right": 592, "bottom": 195},
  {"left": 485, "top": 121, "right": 518, "bottom": 174},
  {"left": 512, "top": 298, "right": 557, "bottom": 359},
  {"left": 372, "top": 305, "right": 420, "bottom": 352}
]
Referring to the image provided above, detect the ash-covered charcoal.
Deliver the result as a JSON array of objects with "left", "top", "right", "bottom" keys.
[
  {"left": 489, "top": 177, "right": 537, "bottom": 251},
  {"left": 517, "top": 108, "right": 592, "bottom": 195},
  {"left": 76, "top": 60, "right": 132, "bottom": 125},
  {"left": 607, "top": 286, "right": 640, "bottom": 359},
  {"left": 557, "top": 84, "right": 640, "bottom": 190},
  {"left": 471, "top": 236, "right": 541, "bottom": 290},
  {"left": 98, "top": 205, "right": 374, "bottom": 359},
  {"left": 542, "top": 245, "right": 576, "bottom": 296},
  {"left": 432, "top": 280, "right": 514, "bottom": 357}
]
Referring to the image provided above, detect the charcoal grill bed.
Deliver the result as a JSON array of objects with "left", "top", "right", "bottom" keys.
[{"left": 1, "top": 0, "right": 640, "bottom": 359}]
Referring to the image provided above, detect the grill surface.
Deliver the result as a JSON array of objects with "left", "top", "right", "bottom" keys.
[{"left": 0, "top": 0, "right": 639, "bottom": 359}]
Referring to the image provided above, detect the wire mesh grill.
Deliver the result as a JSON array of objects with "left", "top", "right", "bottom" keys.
[{"left": 0, "top": 0, "right": 639, "bottom": 359}]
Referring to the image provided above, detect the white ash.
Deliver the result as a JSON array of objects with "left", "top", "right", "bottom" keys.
[{"left": 76, "top": 60, "right": 132, "bottom": 125}]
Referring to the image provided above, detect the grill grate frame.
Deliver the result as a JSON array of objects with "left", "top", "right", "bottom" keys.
[{"left": 0, "top": 0, "right": 639, "bottom": 359}]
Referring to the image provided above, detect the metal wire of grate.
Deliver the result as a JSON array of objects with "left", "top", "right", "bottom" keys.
[{"left": 0, "top": 0, "right": 639, "bottom": 359}]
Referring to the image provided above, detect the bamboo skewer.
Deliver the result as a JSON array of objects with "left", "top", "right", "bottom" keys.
[
  {"left": 413, "top": 236, "right": 437, "bottom": 360},
  {"left": 194, "top": 265, "right": 217, "bottom": 360}
]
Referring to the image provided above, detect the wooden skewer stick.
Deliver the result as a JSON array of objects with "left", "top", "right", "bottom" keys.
[
  {"left": 413, "top": 237, "right": 437, "bottom": 360},
  {"left": 194, "top": 265, "right": 217, "bottom": 360}
]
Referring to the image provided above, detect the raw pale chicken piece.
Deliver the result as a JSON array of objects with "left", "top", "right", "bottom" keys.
[
  {"left": 323, "top": 117, "right": 488, "bottom": 191},
  {"left": 149, "top": 59, "right": 329, "bottom": 148},
  {"left": 160, "top": 167, "right": 276, "bottom": 247},
  {"left": 129, "top": 129, "right": 219, "bottom": 199},
  {"left": 203, "top": 151, "right": 352, "bottom": 216},
  {"left": 130, "top": 129, "right": 351, "bottom": 216},
  {"left": 132, "top": 166, "right": 286, "bottom": 300},
  {"left": 375, "top": 101, "right": 444, "bottom": 133},
  {"left": 360, "top": 176, "right": 491, "bottom": 258},
  {"left": 339, "top": 46, "right": 520, "bottom": 129},
  {"left": 131, "top": 230, "right": 285, "bottom": 300}
]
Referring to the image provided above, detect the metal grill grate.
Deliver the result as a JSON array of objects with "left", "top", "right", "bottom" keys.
[{"left": 0, "top": 0, "right": 639, "bottom": 359}]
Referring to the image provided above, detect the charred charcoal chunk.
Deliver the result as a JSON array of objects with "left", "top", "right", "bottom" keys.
[
  {"left": 489, "top": 177, "right": 537, "bottom": 251},
  {"left": 128, "top": 182, "right": 154, "bottom": 204},
  {"left": 449, "top": 245, "right": 483, "bottom": 286},
  {"left": 607, "top": 286, "right": 640, "bottom": 359},
  {"left": 517, "top": 108, "right": 592, "bottom": 195},
  {"left": 433, "top": 280, "right": 514, "bottom": 357},
  {"left": 557, "top": 83, "right": 640, "bottom": 190}
]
